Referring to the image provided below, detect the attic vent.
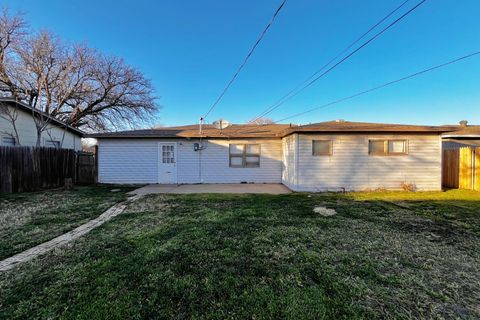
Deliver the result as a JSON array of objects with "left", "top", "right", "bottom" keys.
[
  {"left": 335, "top": 119, "right": 345, "bottom": 123},
  {"left": 459, "top": 120, "right": 468, "bottom": 127}
]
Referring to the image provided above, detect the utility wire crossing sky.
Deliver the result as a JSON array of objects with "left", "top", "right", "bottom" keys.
[{"left": 3, "top": 0, "right": 480, "bottom": 126}]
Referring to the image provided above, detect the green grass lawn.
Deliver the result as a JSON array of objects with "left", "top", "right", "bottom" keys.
[
  {"left": 1, "top": 189, "right": 479, "bottom": 319},
  {"left": 0, "top": 185, "right": 135, "bottom": 260}
]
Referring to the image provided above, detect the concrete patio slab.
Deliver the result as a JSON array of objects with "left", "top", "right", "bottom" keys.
[{"left": 129, "top": 184, "right": 291, "bottom": 195}]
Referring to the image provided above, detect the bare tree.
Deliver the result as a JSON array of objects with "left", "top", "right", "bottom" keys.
[
  {"left": 0, "top": 8, "right": 158, "bottom": 143},
  {"left": 249, "top": 117, "right": 274, "bottom": 125}
]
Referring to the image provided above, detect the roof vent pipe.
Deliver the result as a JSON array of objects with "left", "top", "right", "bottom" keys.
[{"left": 459, "top": 120, "right": 468, "bottom": 127}]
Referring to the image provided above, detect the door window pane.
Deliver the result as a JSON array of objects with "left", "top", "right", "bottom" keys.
[{"left": 162, "top": 145, "right": 175, "bottom": 163}]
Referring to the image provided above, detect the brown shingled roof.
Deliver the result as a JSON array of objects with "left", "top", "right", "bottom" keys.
[
  {"left": 88, "top": 124, "right": 292, "bottom": 139},
  {"left": 283, "top": 121, "right": 457, "bottom": 134},
  {"left": 442, "top": 125, "right": 480, "bottom": 138},
  {"left": 88, "top": 120, "right": 463, "bottom": 139}
]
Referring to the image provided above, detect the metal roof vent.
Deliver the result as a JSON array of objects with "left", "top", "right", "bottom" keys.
[
  {"left": 213, "top": 119, "right": 231, "bottom": 130},
  {"left": 459, "top": 120, "right": 468, "bottom": 127}
]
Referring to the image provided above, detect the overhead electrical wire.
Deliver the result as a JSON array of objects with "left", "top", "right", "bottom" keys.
[
  {"left": 202, "top": 0, "right": 287, "bottom": 120},
  {"left": 249, "top": 0, "right": 427, "bottom": 122},
  {"left": 271, "top": 50, "right": 480, "bottom": 123}
]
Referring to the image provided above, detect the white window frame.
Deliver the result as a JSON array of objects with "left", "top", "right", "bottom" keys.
[{"left": 229, "top": 144, "right": 261, "bottom": 168}]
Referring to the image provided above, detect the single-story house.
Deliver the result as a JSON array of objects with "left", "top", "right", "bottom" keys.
[
  {"left": 0, "top": 97, "right": 84, "bottom": 150},
  {"left": 89, "top": 120, "right": 463, "bottom": 192}
]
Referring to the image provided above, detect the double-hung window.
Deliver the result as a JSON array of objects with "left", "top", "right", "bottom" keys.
[
  {"left": 369, "top": 140, "right": 408, "bottom": 155},
  {"left": 229, "top": 144, "right": 260, "bottom": 168}
]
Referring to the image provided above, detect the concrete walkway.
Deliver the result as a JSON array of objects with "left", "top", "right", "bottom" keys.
[
  {"left": 130, "top": 183, "right": 292, "bottom": 195},
  {"left": 0, "top": 195, "right": 142, "bottom": 272}
]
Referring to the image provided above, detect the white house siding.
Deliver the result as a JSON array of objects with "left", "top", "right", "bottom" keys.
[
  {"left": 0, "top": 105, "right": 81, "bottom": 150},
  {"left": 178, "top": 139, "right": 282, "bottom": 184},
  {"left": 282, "top": 134, "right": 297, "bottom": 189},
  {"left": 98, "top": 139, "right": 159, "bottom": 184},
  {"left": 291, "top": 133, "right": 442, "bottom": 191},
  {"left": 97, "top": 138, "right": 283, "bottom": 184}
]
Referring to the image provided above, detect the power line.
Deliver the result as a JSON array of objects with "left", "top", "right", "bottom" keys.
[
  {"left": 272, "top": 50, "right": 480, "bottom": 123},
  {"left": 202, "top": 0, "right": 287, "bottom": 120},
  {"left": 251, "top": 0, "right": 412, "bottom": 123},
  {"left": 250, "top": 0, "right": 427, "bottom": 122}
]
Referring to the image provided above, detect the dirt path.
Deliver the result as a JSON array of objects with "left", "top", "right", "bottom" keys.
[{"left": 0, "top": 195, "right": 142, "bottom": 272}]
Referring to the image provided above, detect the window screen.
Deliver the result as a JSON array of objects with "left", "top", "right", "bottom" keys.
[
  {"left": 312, "top": 140, "right": 332, "bottom": 156},
  {"left": 229, "top": 144, "right": 260, "bottom": 167}
]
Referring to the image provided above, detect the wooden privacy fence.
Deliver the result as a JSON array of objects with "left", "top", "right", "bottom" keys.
[
  {"left": 0, "top": 146, "right": 96, "bottom": 193},
  {"left": 442, "top": 146, "right": 480, "bottom": 190}
]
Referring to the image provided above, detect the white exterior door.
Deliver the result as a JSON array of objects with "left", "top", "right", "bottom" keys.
[{"left": 158, "top": 143, "right": 177, "bottom": 184}]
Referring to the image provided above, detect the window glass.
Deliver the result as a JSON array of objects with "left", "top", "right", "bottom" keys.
[
  {"left": 245, "top": 156, "right": 260, "bottom": 167},
  {"left": 230, "top": 156, "right": 243, "bottom": 166},
  {"left": 369, "top": 140, "right": 386, "bottom": 154},
  {"left": 229, "top": 144, "right": 261, "bottom": 167},
  {"left": 246, "top": 144, "right": 260, "bottom": 154},
  {"left": 388, "top": 140, "right": 406, "bottom": 154},
  {"left": 312, "top": 140, "right": 332, "bottom": 156},
  {"left": 2, "top": 136, "right": 16, "bottom": 146},
  {"left": 162, "top": 145, "right": 175, "bottom": 163},
  {"left": 230, "top": 144, "right": 244, "bottom": 154},
  {"left": 46, "top": 140, "right": 60, "bottom": 148}
]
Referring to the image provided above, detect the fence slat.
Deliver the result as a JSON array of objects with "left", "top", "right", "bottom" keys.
[
  {"left": 0, "top": 146, "right": 96, "bottom": 193},
  {"left": 475, "top": 147, "right": 480, "bottom": 191}
]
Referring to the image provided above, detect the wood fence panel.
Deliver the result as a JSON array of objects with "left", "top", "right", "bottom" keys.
[
  {"left": 459, "top": 147, "right": 473, "bottom": 189},
  {"left": 442, "top": 149, "right": 459, "bottom": 189},
  {"left": 77, "top": 152, "right": 96, "bottom": 184},
  {"left": 475, "top": 147, "right": 480, "bottom": 191},
  {"left": 0, "top": 146, "right": 95, "bottom": 193}
]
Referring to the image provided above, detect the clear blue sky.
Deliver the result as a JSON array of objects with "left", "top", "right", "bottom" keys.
[{"left": 5, "top": 0, "right": 480, "bottom": 126}]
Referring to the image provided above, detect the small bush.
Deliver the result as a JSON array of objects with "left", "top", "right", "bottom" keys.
[{"left": 400, "top": 182, "right": 416, "bottom": 192}]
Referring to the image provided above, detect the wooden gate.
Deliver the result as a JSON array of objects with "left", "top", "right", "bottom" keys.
[
  {"left": 442, "top": 147, "right": 480, "bottom": 190},
  {"left": 77, "top": 152, "right": 96, "bottom": 184}
]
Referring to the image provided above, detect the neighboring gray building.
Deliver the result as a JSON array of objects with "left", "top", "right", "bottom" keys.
[
  {"left": 89, "top": 121, "right": 462, "bottom": 191},
  {"left": 0, "top": 98, "right": 84, "bottom": 150}
]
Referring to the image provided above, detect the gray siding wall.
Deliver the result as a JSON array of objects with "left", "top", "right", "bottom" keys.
[
  {"left": 0, "top": 105, "right": 81, "bottom": 150},
  {"left": 291, "top": 133, "right": 442, "bottom": 191},
  {"left": 97, "top": 138, "right": 283, "bottom": 184}
]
